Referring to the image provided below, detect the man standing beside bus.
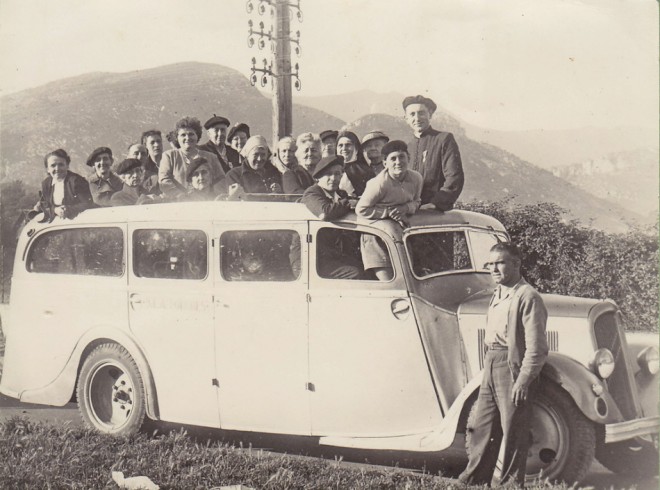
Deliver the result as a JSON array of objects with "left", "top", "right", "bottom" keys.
[
  {"left": 403, "top": 95, "right": 464, "bottom": 211},
  {"left": 459, "top": 242, "right": 548, "bottom": 486}
]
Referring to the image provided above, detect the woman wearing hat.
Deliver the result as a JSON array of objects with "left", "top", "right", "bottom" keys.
[
  {"left": 227, "top": 123, "right": 250, "bottom": 153},
  {"left": 336, "top": 130, "right": 375, "bottom": 198},
  {"left": 158, "top": 116, "right": 225, "bottom": 198},
  {"left": 224, "top": 135, "right": 282, "bottom": 196},
  {"left": 32, "top": 149, "right": 96, "bottom": 220},
  {"left": 179, "top": 157, "right": 218, "bottom": 202}
]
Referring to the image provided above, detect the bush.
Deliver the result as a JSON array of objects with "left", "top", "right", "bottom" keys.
[{"left": 460, "top": 199, "right": 658, "bottom": 331}]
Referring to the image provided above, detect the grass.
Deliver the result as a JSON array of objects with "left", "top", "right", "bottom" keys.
[{"left": 0, "top": 417, "right": 575, "bottom": 490}]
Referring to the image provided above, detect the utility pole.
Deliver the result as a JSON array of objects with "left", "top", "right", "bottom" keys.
[{"left": 247, "top": 0, "right": 302, "bottom": 145}]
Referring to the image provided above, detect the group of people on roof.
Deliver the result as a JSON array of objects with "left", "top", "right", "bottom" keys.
[{"left": 31, "top": 95, "right": 465, "bottom": 230}]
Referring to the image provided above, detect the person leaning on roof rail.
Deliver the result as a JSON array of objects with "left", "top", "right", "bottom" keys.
[
  {"left": 223, "top": 135, "right": 282, "bottom": 198},
  {"left": 158, "top": 116, "right": 226, "bottom": 199},
  {"left": 31, "top": 148, "right": 96, "bottom": 221},
  {"left": 356, "top": 140, "right": 422, "bottom": 281}
]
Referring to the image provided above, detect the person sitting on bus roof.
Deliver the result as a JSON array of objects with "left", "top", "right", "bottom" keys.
[
  {"left": 337, "top": 130, "right": 375, "bottom": 198},
  {"left": 361, "top": 131, "right": 389, "bottom": 176},
  {"left": 227, "top": 122, "right": 250, "bottom": 154},
  {"left": 179, "top": 157, "right": 218, "bottom": 202},
  {"left": 86, "top": 146, "right": 123, "bottom": 207},
  {"left": 32, "top": 148, "right": 96, "bottom": 221},
  {"left": 127, "top": 142, "right": 159, "bottom": 195},
  {"left": 110, "top": 158, "right": 159, "bottom": 206},
  {"left": 199, "top": 114, "right": 241, "bottom": 174},
  {"left": 283, "top": 132, "right": 320, "bottom": 194},
  {"left": 319, "top": 129, "right": 338, "bottom": 158},
  {"left": 141, "top": 129, "right": 163, "bottom": 170},
  {"left": 275, "top": 135, "right": 314, "bottom": 195},
  {"left": 356, "top": 140, "right": 423, "bottom": 281},
  {"left": 224, "top": 135, "right": 282, "bottom": 197},
  {"left": 158, "top": 117, "right": 226, "bottom": 199}
]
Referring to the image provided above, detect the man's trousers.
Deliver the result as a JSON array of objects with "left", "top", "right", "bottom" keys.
[{"left": 459, "top": 349, "right": 535, "bottom": 486}]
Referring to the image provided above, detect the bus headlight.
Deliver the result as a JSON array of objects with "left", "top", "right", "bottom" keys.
[
  {"left": 590, "top": 348, "right": 615, "bottom": 379},
  {"left": 637, "top": 346, "right": 660, "bottom": 375}
]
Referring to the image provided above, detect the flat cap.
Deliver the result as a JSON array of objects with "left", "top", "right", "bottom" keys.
[
  {"left": 313, "top": 155, "right": 344, "bottom": 179},
  {"left": 186, "top": 157, "right": 210, "bottom": 182},
  {"left": 204, "top": 114, "right": 231, "bottom": 130},
  {"left": 114, "top": 158, "right": 142, "bottom": 175},
  {"left": 361, "top": 131, "right": 389, "bottom": 146},
  {"left": 381, "top": 140, "right": 408, "bottom": 157},
  {"left": 319, "top": 130, "right": 338, "bottom": 142},
  {"left": 86, "top": 146, "right": 113, "bottom": 167},
  {"left": 402, "top": 95, "right": 437, "bottom": 113},
  {"left": 227, "top": 122, "right": 250, "bottom": 141}
]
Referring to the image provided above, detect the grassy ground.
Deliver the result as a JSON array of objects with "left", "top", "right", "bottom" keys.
[{"left": 0, "top": 417, "right": 572, "bottom": 490}]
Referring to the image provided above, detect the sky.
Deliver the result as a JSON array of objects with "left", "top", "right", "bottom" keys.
[{"left": 0, "top": 0, "right": 657, "bottom": 131}]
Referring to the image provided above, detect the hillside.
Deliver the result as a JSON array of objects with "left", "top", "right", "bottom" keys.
[
  {"left": 0, "top": 62, "right": 344, "bottom": 188},
  {"left": 551, "top": 148, "right": 659, "bottom": 217},
  {"left": 344, "top": 113, "right": 645, "bottom": 231}
]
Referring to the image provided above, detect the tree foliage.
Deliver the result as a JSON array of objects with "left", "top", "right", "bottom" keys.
[{"left": 461, "top": 199, "right": 658, "bottom": 331}]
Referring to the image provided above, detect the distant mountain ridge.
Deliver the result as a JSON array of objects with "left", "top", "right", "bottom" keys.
[
  {"left": 0, "top": 62, "right": 647, "bottom": 231},
  {"left": 0, "top": 62, "right": 343, "bottom": 186}
]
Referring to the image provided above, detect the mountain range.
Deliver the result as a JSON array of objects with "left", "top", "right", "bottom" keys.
[{"left": 0, "top": 62, "right": 650, "bottom": 231}]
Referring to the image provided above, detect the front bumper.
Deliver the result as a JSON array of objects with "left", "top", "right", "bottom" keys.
[{"left": 605, "top": 415, "right": 660, "bottom": 443}]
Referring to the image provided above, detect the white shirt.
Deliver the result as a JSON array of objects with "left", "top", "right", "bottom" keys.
[
  {"left": 52, "top": 180, "right": 65, "bottom": 205},
  {"left": 485, "top": 279, "right": 523, "bottom": 346}
]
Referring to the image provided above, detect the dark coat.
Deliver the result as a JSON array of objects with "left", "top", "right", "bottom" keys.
[
  {"left": 39, "top": 171, "right": 96, "bottom": 219},
  {"left": 198, "top": 141, "right": 241, "bottom": 174},
  {"left": 302, "top": 184, "right": 351, "bottom": 221},
  {"left": 282, "top": 166, "right": 314, "bottom": 194},
  {"left": 407, "top": 127, "right": 464, "bottom": 210},
  {"left": 88, "top": 172, "right": 124, "bottom": 207},
  {"left": 225, "top": 162, "right": 282, "bottom": 194},
  {"left": 344, "top": 158, "right": 375, "bottom": 197},
  {"left": 110, "top": 185, "right": 151, "bottom": 206}
]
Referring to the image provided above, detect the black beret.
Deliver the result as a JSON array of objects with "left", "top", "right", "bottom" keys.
[
  {"left": 86, "top": 146, "right": 113, "bottom": 167},
  {"left": 381, "top": 140, "right": 408, "bottom": 158},
  {"left": 204, "top": 114, "right": 231, "bottom": 130},
  {"left": 227, "top": 122, "right": 250, "bottom": 141},
  {"left": 186, "top": 157, "right": 210, "bottom": 182},
  {"left": 319, "top": 130, "right": 338, "bottom": 142},
  {"left": 114, "top": 158, "right": 142, "bottom": 175},
  {"left": 313, "top": 155, "right": 344, "bottom": 179},
  {"left": 402, "top": 95, "right": 437, "bottom": 113}
]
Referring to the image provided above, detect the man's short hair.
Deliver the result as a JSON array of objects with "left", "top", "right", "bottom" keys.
[
  {"left": 490, "top": 242, "right": 522, "bottom": 261},
  {"left": 141, "top": 130, "right": 162, "bottom": 145},
  {"left": 44, "top": 148, "right": 71, "bottom": 167}
]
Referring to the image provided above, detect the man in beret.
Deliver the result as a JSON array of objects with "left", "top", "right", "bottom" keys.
[
  {"left": 361, "top": 131, "right": 389, "bottom": 176},
  {"left": 319, "top": 130, "right": 338, "bottom": 158},
  {"left": 227, "top": 123, "right": 250, "bottom": 153},
  {"left": 403, "top": 95, "right": 464, "bottom": 211},
  {"left": 199, "top": 114, "right": 241, "bottom": 174},
  {"left": 356, "top": 140, "right": 423, "bottom": 281},
  {"left": 302, "top": 155, "right": 360, "bottom": 279},
  {"left": 86, "top": 146, "right": 123, "bottom": 207},
  {"left": 110, "top": 158, "right": 158, "bottom": 206}
]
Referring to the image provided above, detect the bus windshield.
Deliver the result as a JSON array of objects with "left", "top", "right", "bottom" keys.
[{"left": 405, "top": 229, "right": 505, "bottom": 279}]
